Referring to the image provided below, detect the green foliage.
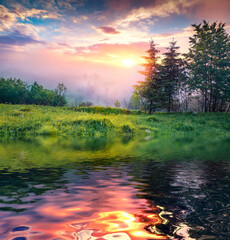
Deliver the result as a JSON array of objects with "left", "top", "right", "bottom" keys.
[
  {"left": 186, "top": 21, "right": 230, "bottom": 112},
  {"left": 135, "top": 21, "right": 229, "bottom": 113},
  {"left": 135, "top": 40, "right": 186, "bottom": 113},
  {"left": 0, "top": 78, "right": 67, "bottom": 107},
  {"left": 129, "top": 90, "right": 142, "bottom": 110},
  {"left": 0, "top": 78, "right": 29, "bottom": 104},
  {"left": 53, "top": 83, "right": 67, "bottom": 106},
  {"left": 135, "top": 40, "right": 161, "bottom": 114},
  {"left": 159, "top": 40, "right": 186, "bottom": 112},
  {"left": 122, "top": 124, "right": 134, "bottom": 135}
]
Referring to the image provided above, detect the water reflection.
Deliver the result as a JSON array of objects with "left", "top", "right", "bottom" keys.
[
  {"left": 130, "top": 160, "right": 230, "bottom": 239},
  {"left": 0, "top": 167, "right": 168, "bottom": 239},
  {"left": 0, "top": 136, "right": 229, "bottom": 239}
]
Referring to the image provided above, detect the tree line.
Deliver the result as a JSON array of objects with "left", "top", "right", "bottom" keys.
[
  {"left": 0, "top": 78, "right": 67, "bottom": 106},
  {"left": 134, "top": 21, "right": 230, "bottom": 113}
]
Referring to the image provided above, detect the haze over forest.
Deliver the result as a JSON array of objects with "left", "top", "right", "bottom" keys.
[{"left": 0, "top": 0, "right": 230, "bottom": 105}]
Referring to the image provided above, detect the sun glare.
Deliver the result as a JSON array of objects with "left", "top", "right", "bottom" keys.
[{"left": 122, "top": 58, "right": 135, "bottom": 67}]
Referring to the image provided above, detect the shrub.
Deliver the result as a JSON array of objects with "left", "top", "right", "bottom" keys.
[{"left": 122, "top": 124, "right": 134, "bottom": 135}]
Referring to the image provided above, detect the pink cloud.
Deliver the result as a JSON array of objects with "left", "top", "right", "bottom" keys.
[
  {"left": 100, "top": 38, "right": 110, "bottom": 41},
  {"left": 72, "top": 42, "right": 150, "bottom": 59},
  {"left": 98, "top": 26, "right": 120, "bottom": 34},
  {"left": 188, "top": 0, "right": 230, "bottom": 22}
]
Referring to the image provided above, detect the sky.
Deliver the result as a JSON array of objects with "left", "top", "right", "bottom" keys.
[{"left": 0, "top": 0, "right": 230, "bottom": 105}]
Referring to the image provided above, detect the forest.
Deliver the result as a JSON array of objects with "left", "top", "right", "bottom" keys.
[
  {"left": 0, "top": 79, "right": 67, "bottom": 106},
  {"left": 134, "top": 21, "right": 230, "bottom": 113}
]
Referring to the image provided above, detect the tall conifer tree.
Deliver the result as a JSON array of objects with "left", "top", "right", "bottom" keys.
[
  {"left": 160, "top": 40, "right": 184, "bottom": 112},
  {"left": 135, "top": 40, "right": 161, "bottom": 114}
]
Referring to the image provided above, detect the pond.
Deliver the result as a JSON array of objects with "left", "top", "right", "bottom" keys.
[{"left": 0, "top": 136, "right": 229, "bottom": 240}]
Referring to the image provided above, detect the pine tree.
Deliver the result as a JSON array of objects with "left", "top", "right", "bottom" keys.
[
  {"left": 135, "top": 40, "right": 161, "bottom": 114},
  {"left": 160, "top": 40, "right": 184, "bottom": 112}
]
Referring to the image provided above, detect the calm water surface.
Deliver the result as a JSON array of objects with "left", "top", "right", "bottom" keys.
[{"left": 0, "top": 137, "right": 229, "bottom": 240}]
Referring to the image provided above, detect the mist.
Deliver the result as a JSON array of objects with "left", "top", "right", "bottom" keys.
[{"left": 0, "top": 48, "right": 141, "bottom": 106}]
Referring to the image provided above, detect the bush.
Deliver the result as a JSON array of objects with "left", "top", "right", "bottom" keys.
[{"left": 122, "top": 124, "right": 134, "bottom": 135}]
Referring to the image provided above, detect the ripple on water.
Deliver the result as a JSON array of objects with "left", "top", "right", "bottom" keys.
[
  {"left": 12, "top": 226, "right": 30, "bottom": 232},
  {"left": 69, "top": 210, "right": 166, "bottom": 240},
  {"left": 0, "top": 140, "right": 229, "bottom": 240},
  {"left": 74, "top": 230, "right": 131, "bottom": 240},
  {"left": 12, "top": 237, "right": 27, "bottom": 240}
]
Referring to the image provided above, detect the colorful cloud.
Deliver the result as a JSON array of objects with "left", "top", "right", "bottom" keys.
[{"left": 97, "top": 26, "right": 120, "bottom": 34}]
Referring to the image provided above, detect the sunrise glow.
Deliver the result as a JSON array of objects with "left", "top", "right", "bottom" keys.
[{"left": 122, "top": 58, "right": 135, "bottom": 67}]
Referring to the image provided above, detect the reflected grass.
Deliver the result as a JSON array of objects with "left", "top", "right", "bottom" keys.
[{"left": 0, "top": 135, "right": 229, "bottom": 171}]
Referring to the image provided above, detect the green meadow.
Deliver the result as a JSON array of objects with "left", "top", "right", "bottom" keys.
[{"left": 0, "top": 104, "right": 229, "bottom": 138}]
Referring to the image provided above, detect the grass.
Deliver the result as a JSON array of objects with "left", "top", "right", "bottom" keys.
[
  {"left": 71, "top": 106, "right": 142, "bottom": 115},
  {"left": 0, "top": 104, "right": 229, "bottom": 138}
]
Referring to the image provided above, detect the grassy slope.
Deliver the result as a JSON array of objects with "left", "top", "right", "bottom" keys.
[{"left": 0, "top": 104, "right": 229, "bottom": 138}]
